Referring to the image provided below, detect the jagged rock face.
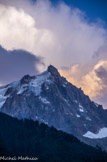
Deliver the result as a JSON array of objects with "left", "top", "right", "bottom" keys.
[{"left": 0, "top": 65, "right": 107, "bottom": 150}]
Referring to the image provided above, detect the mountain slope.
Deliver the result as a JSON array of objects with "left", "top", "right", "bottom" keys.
[
  {"left": 0, "top": 65, "right": 107, "bottom": 151},
  {"left": 0, "top": 112, "right": 107, "bottom": 162}
]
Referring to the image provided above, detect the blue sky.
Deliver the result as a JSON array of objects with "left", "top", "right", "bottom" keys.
[
  {"left": 32, "top": 0, "right": 107, "bottom": 27},
  {"left": 51, "top": 0, "right": 107, "bottom": 24}
]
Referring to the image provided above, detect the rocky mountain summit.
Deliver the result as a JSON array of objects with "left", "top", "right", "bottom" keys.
[{"left": 0, "top": 65, "right": 107, "bottom": 150}]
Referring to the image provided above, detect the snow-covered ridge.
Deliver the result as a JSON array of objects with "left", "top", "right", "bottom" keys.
[
  {"left": 0, "top": 87, "right": 9, "bottom": 109},
  {"left": 28, "top": 71, "right": 51, "bottom": 96},
  {"left": 0, "top": 70, "right": 51, "bottom": 109},
  {"left": 83, "top": 127, "right": 107, "bottom": 139},
  {"left": 0, "top": 80, "right": 20, "bottom": 109},
  {"left": 9, "top": 70, "right": 51, "bottom": 96}
]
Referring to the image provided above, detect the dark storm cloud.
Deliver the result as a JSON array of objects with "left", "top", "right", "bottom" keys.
[{"left": 0, "top": 45, "right": 43, "bottom": 85}]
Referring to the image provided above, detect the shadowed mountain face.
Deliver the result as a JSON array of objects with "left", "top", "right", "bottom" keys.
[{"left": 0, "top": 65, "right": 107, "bottom": 151}]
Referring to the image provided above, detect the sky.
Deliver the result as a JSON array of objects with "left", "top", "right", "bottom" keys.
[
  {"left": 0, "top": 0, "right": 107, "bottom": 108},
  {"left": 51, "top": 0, "right": 107, "bottom": 25}
]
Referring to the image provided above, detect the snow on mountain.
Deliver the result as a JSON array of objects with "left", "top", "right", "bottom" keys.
[
  {"left": 28, "top": 70, "right": 51, "bottom": 96},
  {"left": 0, "top": 86, "right": 9, "bottom": 109},
  {"left": 0, "top": 65, "right": 107, "bottom": 151},
  {"left": 79, "top": 104, "right": 84, "bottom": 112},
  {"left": 76, "top": 114, "right": 80, "bottom": 118},
  {"left": 83, "top": 127, "right": 107, "bottom": 139}
]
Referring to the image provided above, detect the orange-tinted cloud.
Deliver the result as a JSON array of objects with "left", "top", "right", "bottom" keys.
[{"left": 59, "top": 60, "right": 107, "bottom": 109}]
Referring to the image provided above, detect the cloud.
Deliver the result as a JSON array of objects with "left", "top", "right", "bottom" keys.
[
  {"left": 0, "top": 0, "right": 106, "bottom": 68},
  {"left": 0, "top": 46, "right": 43, "bottom": 85},
  {"left": 94, "top": 60, "right": 107, "bottom": 108},
  {"left": 0, "top": 3, "right": 55, "bottom": 62},
  {"left": 58, "top": 37, "right": 107, "bottom": 109},
  {"left": 59, "top": 56, "right": 107, "bottom": 109}
]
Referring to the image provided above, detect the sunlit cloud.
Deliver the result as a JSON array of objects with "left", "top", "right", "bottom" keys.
[{"left": 59, "top": 58, "right": 107, "bottom": 109}]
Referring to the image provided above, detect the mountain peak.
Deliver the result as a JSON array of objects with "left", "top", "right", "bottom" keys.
[{"left": 47, "top": 65, "right": 60, "bottom": 76}]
